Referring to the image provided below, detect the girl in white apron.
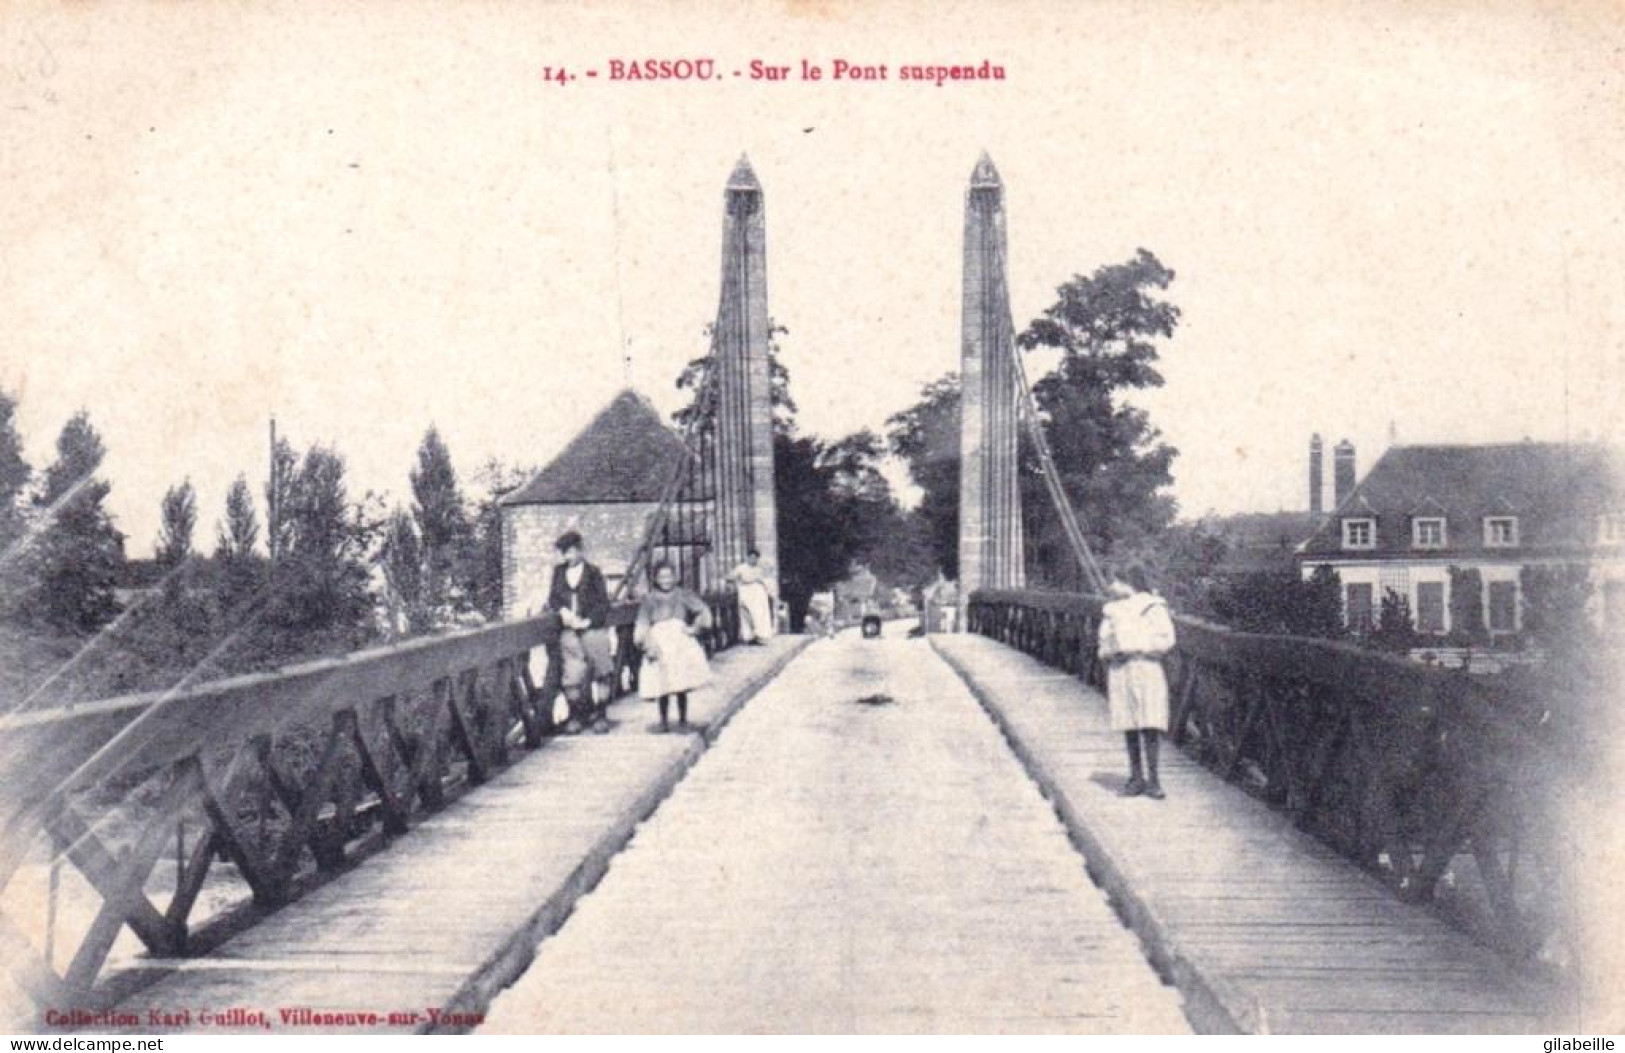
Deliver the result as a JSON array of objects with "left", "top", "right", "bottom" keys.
[
  {"left": 1098, "top": 564, "right": 1177, "bottom": 799},
  {"left": 635, "top": 561, "right": 713, "bottom": 732}
]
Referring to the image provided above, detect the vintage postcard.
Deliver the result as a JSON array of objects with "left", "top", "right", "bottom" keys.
[{"left": 1, "top": 0, "right": 1621, "bottom": 1037}]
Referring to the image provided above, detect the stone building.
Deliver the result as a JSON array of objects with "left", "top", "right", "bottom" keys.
[
  {"left": 499, "top": 389, "right": 689, "bottom": 619},
  {"left": 1297, "top": 441, "right": 1625, "bottom": 640}
]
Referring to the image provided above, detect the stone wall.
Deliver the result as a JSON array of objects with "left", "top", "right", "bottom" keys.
[{"left": 501, "top": 502, "right": 658, "bottom": 619}]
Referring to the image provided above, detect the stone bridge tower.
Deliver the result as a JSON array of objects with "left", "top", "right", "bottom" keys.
[
  {"left": 957, "top": 152, "right": 1025, "bottom": 616},
  {"left": 711, "top": 156, "right": 780, "bottom": 595}
]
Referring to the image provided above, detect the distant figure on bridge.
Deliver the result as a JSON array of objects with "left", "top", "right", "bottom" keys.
[
  {"left": 1098, "top": 564, "right": 1177, "bottom": 800},
  {"left": 728, "top": 549, "right": 776, "bottom": 644},
  {"left": 548, "top": 530, "right": 614, "bottom": 734},
  {"left": 635, "top": 560, "right": 713, "bottom": 732},
  {"left": 806, "top": 590, "right": 837, "bottom": 638}
]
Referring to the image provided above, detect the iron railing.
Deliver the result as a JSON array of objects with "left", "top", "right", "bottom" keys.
[{"left": 968, "top": 587, "right": 1582, "bottom": 965}]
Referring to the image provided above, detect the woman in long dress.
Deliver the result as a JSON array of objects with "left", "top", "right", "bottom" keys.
[
  {"left": 635, "top": 561, "right": 713, "bottom": 732},
  {"left": 1097, "top": 563, "right": 1178, "bottom": 799},
  {"left": 728, "top": 548, "right": 776, "bottom": 644}
]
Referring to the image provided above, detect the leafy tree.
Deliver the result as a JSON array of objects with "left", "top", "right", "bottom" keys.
[
  {"left": 1115, "top": 518, "right": 1230, "bottom": 617},
  {"left": 1210, "top": 565, "right": 1344, "bottom": 638},
  {"left": 1016, "top": 249, "right": 1181, "bottom": 587},
  {"left": 1520, "top": 563, "right": 1596, "bottom": 658},
  {"left": 775, "top": 434, "right": 848, "bottom": 629},
  {"left": 1298, "top": 565, "right": 1346, "bottom": 638},
  {"left": 268, "top": 444, "right": 375, "bottom": 633},
  {"left": 855, "top": 507, "right": 937, "bottom": 592},
  {"left": 217, "top": 474, "right": 260, "bottom": 562},
  {"left": 674, "top": 320, "right": 798, "bottom": 437},
  {"left": 30, "top": 411, "right": 125, "bottom": 631},
  {"left": 1370, "top": 588, "right": 1419, "bottom": 652},
  {"left": 380, "top": 507, "right": 428, "bottom": 636},
  {"left": 155, "top": 479, "right": 198, "bottom": 569},
  {"left": 466, "top": 458, "right": 533, "bottom": 621},
  {"left": 1447, "top": 566, "right": 1487, "bottom": 646},
  {"left": 887, "top": 250, "right": 1183, "bottom": 593},
  {"left": 885, "top": 373, "right": 962, "bottom": 578},
  {"left": 0, "top": 389, "right": 30, "bottom": 551},
  {"left": 214, "top": 473, "right": 264, "bottom": 607},
  {"left": 409, "top": 427, "right": 469, "bottom": 620},
  {"left": 265, "top": 434, "right": 297, "bottom": 566},
  {"left": 774, "top": 430, "right": 906, "bottom": 628}
]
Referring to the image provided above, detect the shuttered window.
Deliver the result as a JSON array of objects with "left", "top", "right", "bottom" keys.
[
  {"left": 1415, "top": 582, "right": 1446, "bottom": 634},
  {"left": 1346, "top": 583, "right": 1374, "bottom": 632},
  {"left": 1487, "top": 580, "right": 1519, "bottom": 633}
]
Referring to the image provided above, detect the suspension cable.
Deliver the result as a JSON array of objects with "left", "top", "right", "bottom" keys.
[
  {"left": 613, "top": 325, "right": 725, "bottom": 602},
  {"left": 992, "top": 237, "right": 1110, "bottom": 596}
]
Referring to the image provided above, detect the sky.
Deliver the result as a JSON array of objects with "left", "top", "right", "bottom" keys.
[{"left": 3, "top": 0, "right": 1623, "bottom": 555}]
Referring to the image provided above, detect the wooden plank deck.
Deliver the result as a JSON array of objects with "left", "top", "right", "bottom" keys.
[
  {"left": 56, "top": 637, "right": 809, "bottom": 1035},
  {"left": 932, "top": 633, "right": 1575, "bottom": 1035},
  {"left": 482, "top": 625, "right": 1190, "bottom": 1033}
]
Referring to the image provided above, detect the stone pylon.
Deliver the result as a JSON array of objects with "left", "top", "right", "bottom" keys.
[
  {"left": 711, "top": 155, "right": 779, "bottom": 595},
  {"left": 957, "top": 152, "right": 1024, "bottom": 620}
]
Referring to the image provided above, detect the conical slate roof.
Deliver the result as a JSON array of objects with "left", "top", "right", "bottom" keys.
[{"left": 501, "top": 389, "right": 686, "bottom": 506}]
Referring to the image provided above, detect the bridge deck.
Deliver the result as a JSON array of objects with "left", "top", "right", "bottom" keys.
[
  {"left": 96, "top": 637, "right": 809, "bottom": 1034},
  {"left": 931, "top": 633, "right": 1570, "bottom": 1034},
  {"left": 49, "top": 628, "right": 1578, "bottom": 1034},
  {"left": 482, "top": 624, "right": 1189, "bottom": 1033}
]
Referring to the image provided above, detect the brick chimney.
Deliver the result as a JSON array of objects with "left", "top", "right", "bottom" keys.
[
  {"left": 1309, "top": 433, "right": 1324, "bottom": 516},
  {"left": 1333, "top": 439, "right": 1356, "bottom": 509}
]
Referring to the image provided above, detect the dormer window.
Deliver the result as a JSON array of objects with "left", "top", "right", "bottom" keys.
[
  {"left": 1412, "top": 517, "right": 1446, "bottom": 549},
  {"left": 1484, "top": 516, "right": 1519, "bottom": 548},
  {"left": 1342, "top": 517, "right": 1376, "bottom": 550},
  {"left": 1598, "top": 513, "right": 1625, "bottom": 545}
]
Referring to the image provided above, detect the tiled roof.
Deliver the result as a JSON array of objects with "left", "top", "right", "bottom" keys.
[
  {"left": 1195, "top": 512, "right": 1321, "bottom": 575},
  {"left": 501, "top": 390, "right": 687, "bottom": 506},
  {"left": 1299, "top": 442, "right": 1625, "bottom": 559}
]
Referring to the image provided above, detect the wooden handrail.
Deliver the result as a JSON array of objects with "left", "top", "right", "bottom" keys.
[
  {"left": 0, "top": 596, "right": 745, "bottom": 1011},
  {"left": 0, "top": 609, "right": 623, "bottom": 816}
]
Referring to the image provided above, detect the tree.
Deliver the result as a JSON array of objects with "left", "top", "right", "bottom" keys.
[
  {"left": 775, "top": 434, "right": 851, "bottom": 629},
  {"left": 1115, "top": 517, "right": 1230, "bottom": 617},
  {"left": 1210, "top": 565, "right": 1344, "bottom": 638},
  {"left": 1370, "top": 588, "right": 1419, "bottom": 652},
  {"left": 772, "top": 428, "right": 919, "bottom": 628},
  {"left": 265, "top": 434, "right": 297, "bottom": 566},
  {"left": 854, "top": 507, "right": 937, "bottom": 592},
  {"left": 217, "top": 474, "right": 260, "bottom": 562},
  {"left": 213, "top": 473, "right": 264, "bottom": 607},
  {"left": 886, "top": 251, "right": 1183, "bottom": 594},
  {"left": 30, "top": 411, "right": 125, "bottom": 631},
  {"left": 1520, "top": 563, "right": 1596, "bottom": 658},
  {"left": 268, "top": 444, "right": 375, "bottom": 633},
  {"left": 673, "top": 320, "right": 798, "bottom": 437},
  {"left": 885, "top": 373, "right": 962, "bottom": 578},
  {"left": 409, "top": 427, "right": 469, "bottom": 620},
  {"left": 0, "top": 389, "right": 30, "bottom": 551},
  {"left": 155, "top": 479, "right": 198, "bottom": 569},
  {"left": 1016, "top": 249, "right": 1182, "bottom": 587},
  {"left": 466, "top": 459, "right": 533, "bottom": 621},
  {"left": 1448, "top": 566, "right": 1487, "bottom": 646},
  {"left": 1298, "top": 565, "right": 1345, "bottom": 638},
  {"left": 380, "top": 507, "right": 427, "bottom": 636}
]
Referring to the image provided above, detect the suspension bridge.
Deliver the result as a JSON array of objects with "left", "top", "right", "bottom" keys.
[{"left": 0, "top": 156, "right": 1598, "bottom": 1034}]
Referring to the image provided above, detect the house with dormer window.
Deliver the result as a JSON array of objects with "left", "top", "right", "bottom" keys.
[{"left": 1297, "top": 442, "right": 1625, "bottom": 641}]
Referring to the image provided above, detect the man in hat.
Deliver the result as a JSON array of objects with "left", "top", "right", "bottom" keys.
[{"left": 547, "top": 530, "right": 614, "bottom": 733}]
